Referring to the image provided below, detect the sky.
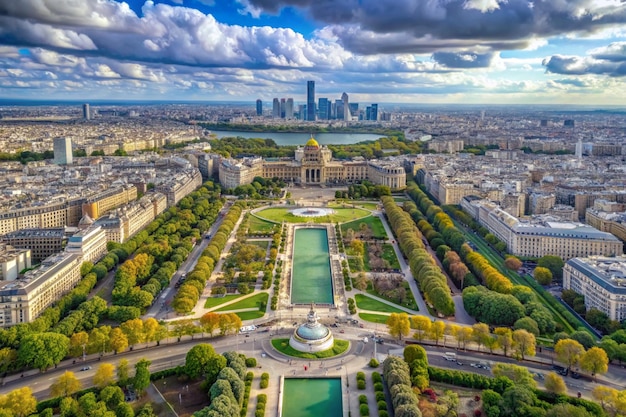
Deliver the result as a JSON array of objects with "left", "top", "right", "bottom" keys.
[{"left": 1, "top": 0, "right": 626, "bottom": 105}]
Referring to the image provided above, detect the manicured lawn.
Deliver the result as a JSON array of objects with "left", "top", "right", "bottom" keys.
[
  {"left": 271, "top": 338, "right": 350, "bottom": 359},
  {"left": 366, "top": 281, "right": 418, "bottom": 311},
  {"left": 249, "top": 240, "right": 269, "bottom": 250},
  {"left": 216, "top": 292, "right": 269, "bottom": 311},
  {"left": 236, "top": 310, "right": 266, "bottom": 320},
  {"left": 256, "top": 207, "right": 370, "bottom": 223},
  {"left": 358, "top": 313, "right": 389, "bottom": 324},
  {"left": 355, "top": 294, "right": 405, "bottom": 313},
  {"left": 341, "top": 216, "right": 387, "bottom": 239},
  {"left": 204, "top": 294, "right": 242, "bottom": 308},
  {"left": 381, "top": 243, "right": 401, "bottom": 269},
  {"left": 248, "top": 215, "right": 278, "bottom": 233}
]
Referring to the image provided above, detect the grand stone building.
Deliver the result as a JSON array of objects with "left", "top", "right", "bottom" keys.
[{"left": 219, "top": 137, "right": 406, "bottom": 190}]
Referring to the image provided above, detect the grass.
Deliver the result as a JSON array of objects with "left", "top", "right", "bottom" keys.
[
  {"left": 236, "top": 310, "right": 266, "bottom": 320},
  {"left": 248, "top": 215, "right": 278, "bottom": 233},
  {"left": 216, "top": 292, "right": 269, "bottom": 311},
  {"left": 271, "top": 338, "right": 350, "bottom": 359},
  {"left": 355, "top": 294, "right": 405, "bottom": 313},
  {"left": 204, "top": 294, "right": 242, "bottom": 309},
  {"left": 255, "top": 207, "right": 370, "bottom": 224},
  {"left": 358, "top": 313, "right": 390, "bottom": 324},
  {"left": 248, "top": 240, "right": 269, "bottom": 250},
  {"left": 366, "top": 281, "right": 419, "bottom": 311},
  {"left": 348, "top": 257, "right": 364, "bottom": 272},
  {"left": 381, "top": 243, "right": 401, "bottom": 269},
  {"left": 341, "top": 216, "right": 387, "bottom": 239}
]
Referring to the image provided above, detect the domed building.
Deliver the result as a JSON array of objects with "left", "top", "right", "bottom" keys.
[{"left": 289, "top": 304, "right": 334, "bottom": 353}]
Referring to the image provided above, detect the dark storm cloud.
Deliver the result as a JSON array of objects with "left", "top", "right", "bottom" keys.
[
  {"left": 246, "top": 0, "right": 626, "bottom": 53},
  {"left": 432, "top": 52, "right": 495, "bottom": 68}
]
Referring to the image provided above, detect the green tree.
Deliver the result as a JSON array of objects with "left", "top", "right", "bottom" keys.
[
  {"left": 538, "top": 255, "right": 564, "bottom": 281},
  {"left": 133, "top": 359, "right": 151, "bottom": 396},
  {"left": 492, "top": 363, "right": 536, "bottom": 388},
  {"left": 50, "top": 371, "right": 82, "bottom": 397},
  {"left": 185, "top": 343, "right": 227, "bottom": 380},
  {"left": 117, "top": 359, "right": 130, "bottom": 386},
  {"left": 17, "top": 332, "right": 70, "bottom": 371},
  {"left": 514, "top": 317, "right": 540, "bottom": 336},
  {"left": 546, "top": 404, "right": 593, "bottom": 417}
]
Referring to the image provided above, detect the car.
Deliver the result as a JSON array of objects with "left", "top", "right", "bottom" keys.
[
  {"left": 456, "top": 361, "right": 463, "bottom": 366},
  {"left": 339, "top": 329, "right": 345, "bottom": 333},
  {"left": 571, "top": 371, "right": 581, "bottom": 379},
  {"left": 470, "top": 363, "right": 480, "bottom": 368},
  {"left": 80, "top": 366, "right": 92, "bottom": 371}
]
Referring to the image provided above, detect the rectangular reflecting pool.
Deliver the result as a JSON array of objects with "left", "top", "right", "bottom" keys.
[
  {"left": 281, "top": 378, "right": 342, "bottom": 417},
  {"left": 291, "top": 227, "right": 334, "bottom": 304}
]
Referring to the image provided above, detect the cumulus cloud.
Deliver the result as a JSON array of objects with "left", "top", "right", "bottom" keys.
[{"left": 543, "top": 41, "right": 626, "bottom": 77}]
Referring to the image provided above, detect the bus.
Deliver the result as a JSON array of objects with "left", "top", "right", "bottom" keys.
[
  {"left": 444, "top": 352, "right": 457, "bottom": 361},
  {"left": 239, "top": 325, "right": 257, "bottom": 334}
]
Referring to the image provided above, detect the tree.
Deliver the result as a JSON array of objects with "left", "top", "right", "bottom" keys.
[
  {"left": 429, "top": 321, "right": 446, "bottom": 346},
  {"left": 69, "top": 331, "right": 89, "bottom": 358},
  {"left": 0, "top": 386, "right": 37, "bottom": 417},
  {"left": 456, "top": 327, "right": 473, "bottom": 350},
  {"left": 17, "top": 332, "right": 69, "bottom": 371},
  {"left": 512, "top": 329, "right": 536, "bottom": 360},
  {"left": 495, "top": 328, "right": 513, "bottom": 357},
  {"left": 472, "top": 323, "right": 490, "bottom": 352},
  {"left": 93, "top": 363, "right": 116, "bottom": 389},
  {"left": 504, "top": 256, "right": 522, "bottom": 271},
  {"left": 185, "top": 344, "right": 227, "bottom": 380},
  {"left": 410, "top": 316, "right": 431, "bottom": 342},
  {"left": 544, "top": 372, "right": 567, "bottom": 394},
  {"left": 120, "top": 318, "right": 145, "bottom": 348},
  {"left": 109, "top": 328, "right": 129, "bottom": 354},
  {"left": 200, "top": 312, "right": 221, "bottom": 336},
  {"left": 50, "top": 371, "right": 82, "bottom": 397},
  {"left": 387, "top": 313, "right": 411, "bottom": 341},
  {"left": 592, "top": 386, "right": 620, "bottom": 416},
  {"left": 514, "top": 317, "right": 540, "bottom": 337},
  {"left": 117, "top": 359, "right": 130, "bottom": 386},
  {"left": 538, "top": 255, "right": 564, "bottom": 281},
  {"left": 580, "top": 346, "right": 609, "bottom": 381},
  {"left": 437, "top": 390, "right": 459, "bottom": 417},
  {"left": 546, "top": 404, "right": 594, "bottom": 417},
  {"left": 492, "top": 363, "right": 536, "bottom": 388},
  {"left": 533, "top": 267, "right": 553, "bottom": 286},
  {"left": 555, "top": 339, "right": 585, "bottom": 373},
  {"left": 133, "top": 359, "right": 151, "bottom": 396}
]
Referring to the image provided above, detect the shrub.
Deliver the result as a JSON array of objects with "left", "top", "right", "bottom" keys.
[
  {"left": 379, "top": 411, "right": 388, "bottom": 417},
  {"left": 374, "top": 382, "right": 383, "bottom": 392},
  {"left": 369, "top": 358, "right": 380, "bottom": 368},
  {"left": 257, "top": 394, "right": 267, "bottom": 405},
  {"left": 376, "top": 392, "right": 386, "bottom": 402},
  {"left": 260, "top": 373, "right": 269, "bottom": 389},
  {"left": 359, "top": 395, "right": 368, "bottom": 405},
  {"left": 378, "top": 401, "right": 387, "bottom": 410},
  {"left": 372, "top": 372, "right": 382, "bottom": 384},
  {"left": 357, "top": 380, "right": 366, "bottom": 390},
  {"left": 245, "top": 358, "right": 257, "bottom": 367},
  {"left": 255, "top": 411, "right": 264, "bottom": 417},
  {"left": 359, "top": 404, "right": 370, "bottom": 417},
  {"left": 356, "top": 372, "right": 366, "bottom": 381}
]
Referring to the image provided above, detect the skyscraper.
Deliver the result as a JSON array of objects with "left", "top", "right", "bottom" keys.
[
  {"left": 286, "top": 98, "right": 294, "bottom": 119},
  {"left": 367, "top": 104, "right": 378, "bottom": 121},
  {"left": 256, "top": 99, "right": 262, "bottom": 116},
  {"left": 306, "top": 81, "right": 315, "bottom": 121},
  {"left": 318, "top": 98, "right": 329, "bottom": 120},
  {"left": 272, "top": 98, "right": 280, "bottom": 118},
  {"left": 82, "top": 103, "right": 90, "bottom": 120},
  {"left": 341, "top": 92, "right": 351, "bottom": 121},
  {"left": 280, "top": 98, "right": 286, "bottom": 118},
  {"left": 53, "top": 137, "right": 73, "bottom": 165}
]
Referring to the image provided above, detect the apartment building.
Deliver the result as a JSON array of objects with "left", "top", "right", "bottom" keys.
[
  {"left": 65, "top": 225, "right": 108, "bottom": 263},
  {"left": 81, "top": 184, "right": 138, "bottom": 219},
  {"left": 1, "top": 228, "right": 65, "bottom": 263},
  {"left": 156, "top": 169, "right": 203, "bottom": 206},
  {"left": 0, "top": 244, "right": 31, "bottom": 281},
  {"left": 0, "top": 253, "right": 82, "bottom": 327},
  {"left": 564, "top": 255, "right": 626, "bottom": 321},
  {"left": 462, "top": 198, "right": 623, "bottom": 260}
]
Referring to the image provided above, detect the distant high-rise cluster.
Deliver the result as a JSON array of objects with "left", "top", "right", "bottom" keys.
[
  {"left": 82, "top": 103, "right": 90, "bottom": 120},
  {"left": 259, "top": 81, "right": 379, "bottom": 122}
]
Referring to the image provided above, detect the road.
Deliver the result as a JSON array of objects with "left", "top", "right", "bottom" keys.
[
  {"left": 3, "top": 323, "right": 624, "bottom": 402},
  {"left": 144, "top": 201, "right": 233, "bottom": 319}
]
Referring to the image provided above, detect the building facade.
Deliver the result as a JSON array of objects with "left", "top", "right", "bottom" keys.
[
  {"left": 82, "top": 184, "right": 138, "bottom": 220},
  {"left": 218, "top": 137, "right": 406, "bottom": 190},
  {"left": 307, "top": 81, "right": 315, "bottom": 121},
  {"left": 1, "top": 228, "right": 65, "bottom": 263},
  {"left": 65, "top": 225, "right": 108, "bottom": 263},
  {"left": 53, "top": 137, "right": 73, "bottom": 165},
  {"left": 564, "top": 256, "right": 626, "bottom": 321},
  {"left": 0, "top": 244, "right": 31, "bottom": 281}
]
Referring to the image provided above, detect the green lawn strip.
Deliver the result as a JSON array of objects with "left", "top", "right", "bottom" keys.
[
  {"left": 451, "top": 218, "right": 577, "bottom": 333},
  {"left": 358, "top": 313, "right": 390, "bottom": 324},
  {"left": 381, "top": 243, "right": 400, "bottom": 269},
  {"left": 366, "top": 284, "right": 419, "bottom": 311},
  {"left": 216, "top": 292, "right": 269, "bottom": 311},
  {"left": 204, "top": 294, "right": 243, "bottom": 308},
  {"left": 236, "top": 310, "right": 266, "bottom": 320},
  {"left": 248, "top": 240, "right": 270, "bottom": 250},
  {"left": 255, "top": 207, "right": 370, "bottom": 223},
  {"left": 348, "top": 257, "right": 364, "bottom": 272},
  {"left": 341, "top": 216, "right": 387, "bottom": 239},
  {"left": 271, "top": 338, "right": 350, "bottom": 359},
  {"left": 248, "top": 215, "right": 278, "bottom": 233},
  {"left": 363, "top": 244, "right": 371, "bottom": 272},
  {"left": 355, "top": 294, "right": 405, "bottom": 313}
]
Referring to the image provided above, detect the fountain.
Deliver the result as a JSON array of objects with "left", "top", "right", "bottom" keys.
[{"left": 289, "top": 304, "right": 334, "bottom": 353}]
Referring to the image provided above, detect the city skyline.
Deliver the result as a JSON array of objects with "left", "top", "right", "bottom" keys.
[{"left": 0, "top": 1, "right": 626, "bottom": 104}]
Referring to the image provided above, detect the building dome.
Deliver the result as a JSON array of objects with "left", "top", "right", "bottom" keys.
[
  {"left": 289, "top": 304, "right": 334, "bottom": 353},
  {"left": 305, "top": 136, "right": 319, "bottom": 149}
]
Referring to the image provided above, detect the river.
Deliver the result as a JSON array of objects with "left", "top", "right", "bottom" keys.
[{"left": 209, "top": 130, "right": 385, "bottom": 146}]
